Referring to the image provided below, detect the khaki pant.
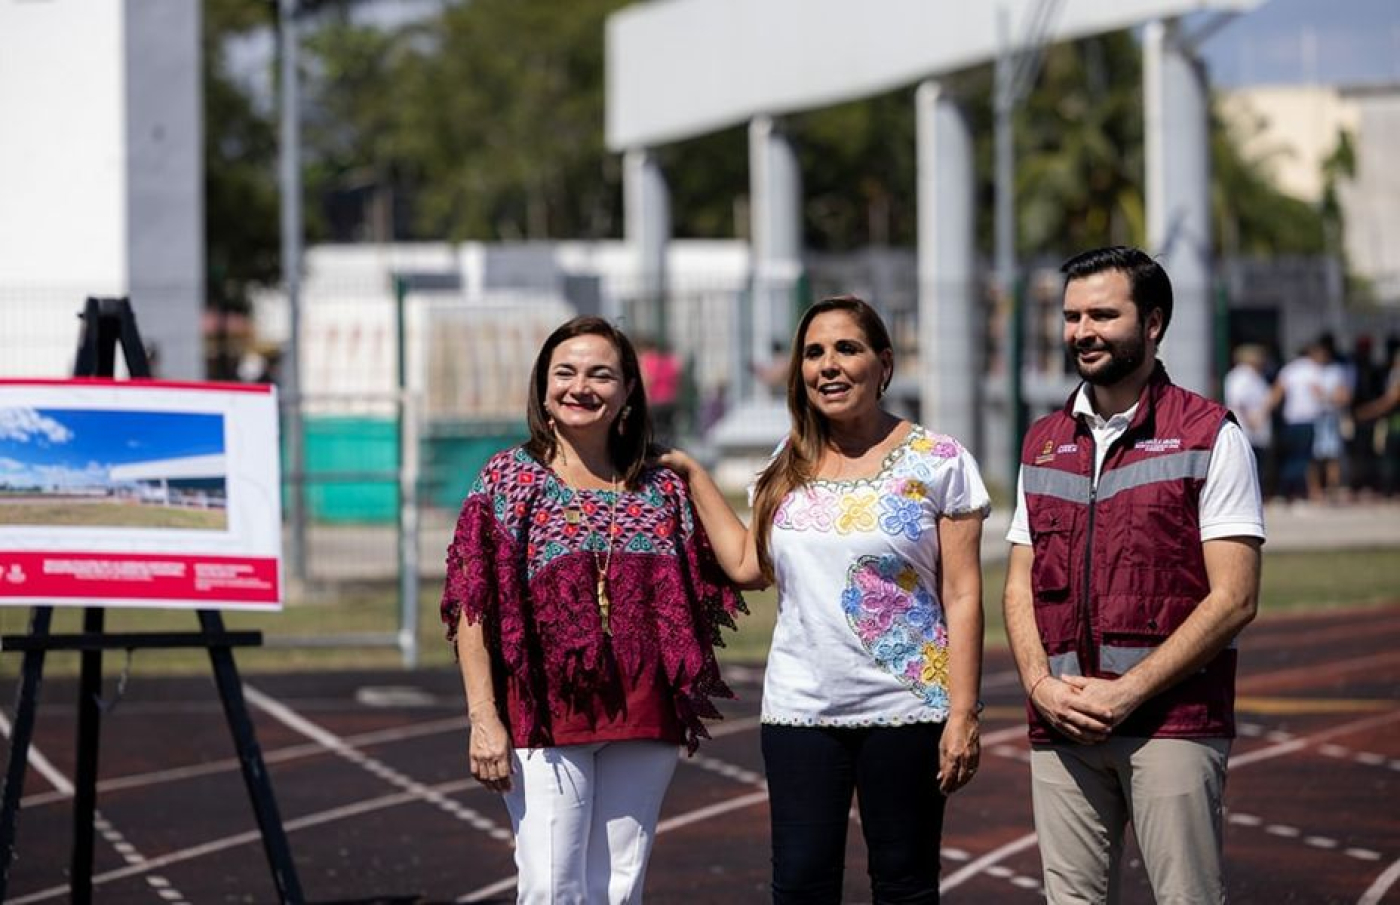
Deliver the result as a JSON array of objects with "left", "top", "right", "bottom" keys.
[{"left": 1031, "top": 737, "right": 1231, "bottom": 905}]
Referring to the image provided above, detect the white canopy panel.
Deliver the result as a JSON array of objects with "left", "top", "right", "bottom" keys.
[{"left": 607, "top": 0, "right": 1257, "bottom": 150}]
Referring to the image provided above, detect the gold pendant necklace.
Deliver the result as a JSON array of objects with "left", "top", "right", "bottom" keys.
[{"left": 595, "top": 474, "right": 620, "bottom": 636}]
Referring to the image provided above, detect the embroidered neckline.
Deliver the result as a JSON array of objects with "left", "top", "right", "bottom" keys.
[
  {"left": 531, "top": 455, "right": 632, "bottom": 502},
  {"left": 807, "top": 423, "right": 924, "bottom": 489}
]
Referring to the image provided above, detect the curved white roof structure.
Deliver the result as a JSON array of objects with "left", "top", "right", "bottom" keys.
[
  {"left": 607, "top": 0, "right": 1258, "bottom": 150},
  {"left": 110, "top": 454, "right": 226, "bottom": 482}
]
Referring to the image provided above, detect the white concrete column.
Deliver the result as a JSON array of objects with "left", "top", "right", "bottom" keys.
[
  {"left": 748, "top": 115, "right": 803, "bottom": 399},
  {"left": 915, "top": 81, "right": 979, "bottom": 453},
  {"left": 0, "top": 0, "right": 203, "bottom": 378},
  {"left": 623, "top": 147, "right": 670, "bottom": 337},
  {"left": 1145, "top": 19, "right": 1213, "bottom": 395}
]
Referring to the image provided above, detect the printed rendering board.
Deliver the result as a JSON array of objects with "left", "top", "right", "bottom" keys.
[{"left": 0, "top": 380, "right": 282, "bottom": 610}]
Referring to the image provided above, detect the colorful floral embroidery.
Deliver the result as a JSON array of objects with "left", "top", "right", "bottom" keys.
[
  {"left": 878, "top": 493, "right": 923, "bottom": 541},
  {"left": 768, "top": 427, "right": 968, "bottom": 539},
  {"left": 836, "top": 490, "right": 878, "bottom": 534},
  {"left": 774, "top": 491, "right": 834, "bottom": 532},
  {"left": 843, "top": 553, "right": 950, "bottom": 709}
]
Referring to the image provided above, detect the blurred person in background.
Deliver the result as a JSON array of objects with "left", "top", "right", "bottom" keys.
[
  {"left": 637, "top": 336, "right": 682, "bottom": 441},
  {"left": 441, "top": 316, "right": 744, "bottom": 904},
  {"left": 1224, "top": 343, "right": 1274, "bottom": 498},
  {"left": 1311, "top": 333, "right": 1353, "bottom": 501},
  {"left": 1346, "top": 335, "right": 1386, "bottom": 496},
  {"left": 663, "top": 294, "right": 989, "bottom": 903},
  {"left": 1003, "top": 247, "right": 1263, "bottom": 904},
  {"left": 753, "top": 338, "right": 790, "bottom": 396},
  {"left": 1356, "top": 336, "right": 1400, "bottom": 497},
  {"left": 1272, "top": 338, "right": 1329, "bottom": 503}
]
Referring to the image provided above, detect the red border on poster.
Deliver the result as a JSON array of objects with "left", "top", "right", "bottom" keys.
[{"left": 0, "top": 552, "right": 279, "bottom": 605}]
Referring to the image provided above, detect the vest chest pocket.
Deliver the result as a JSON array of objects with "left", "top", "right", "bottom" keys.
[
  {"left": 1030, "top": 515, "right": 1073, "bottom": 602},
  {"left": 1128, "top": 500, "right": 1197, "bottom": 574}
]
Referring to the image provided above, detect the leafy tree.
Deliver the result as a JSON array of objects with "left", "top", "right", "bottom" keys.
[
  {"left": 660, "top": 125, "right": 751, "bottom": 241},
  {"left": 1009, "top": 33, "right": 1148, "bottom": 254},
  {"left": 301, "top": 14, "right": 425, "bottom": 241},
  {"left": 1211, "top": 104, "right": 1326, "bottom": 256},
  {"left": 375, "top": 0, "right": 630, "bottom": 240},
  {"left": 204, "top": 0, "right": 280, "bottom": 313},
  {"left": 286, "top": 11, "right": 1328, "bottom": 261},
  {"left": 792, "top": 90, "right": 920, "bottom": 251}
]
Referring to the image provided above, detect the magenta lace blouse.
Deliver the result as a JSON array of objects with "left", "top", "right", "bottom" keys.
[{"left": 442, "top": 447, "right": 746, "bottom": 752}]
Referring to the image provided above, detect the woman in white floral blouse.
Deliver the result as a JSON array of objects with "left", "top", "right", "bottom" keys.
[{"left": 664, "top": 295, "right": 989, "bottom": 904}]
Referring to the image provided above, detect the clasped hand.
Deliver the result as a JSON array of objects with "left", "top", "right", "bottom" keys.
[{"left": 1031, "top": 674, "right": 1143, "bottom": 744}]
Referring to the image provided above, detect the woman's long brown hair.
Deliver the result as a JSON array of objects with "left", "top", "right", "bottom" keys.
[
  {"left": 749, "top": 295, "right": 893, "bottom": 580},
  {"left": 522, "top": 316, "right": 653, "bottom": 489}
]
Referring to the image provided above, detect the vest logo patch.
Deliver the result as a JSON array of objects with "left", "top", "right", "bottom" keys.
[
  {"left": 1034, "top": 439, "right": 1055, "bottom": 465},
  {"left": 1056, "top": 444, "right": 1078, "bottom": 455},
  {"left": 1134, "top": 437, "right": 1182, "bottom": 453}
]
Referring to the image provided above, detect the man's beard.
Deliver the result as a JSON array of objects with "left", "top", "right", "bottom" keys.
[{"left": 1070, "top": 328, "right": 1147, "bottom": 386}]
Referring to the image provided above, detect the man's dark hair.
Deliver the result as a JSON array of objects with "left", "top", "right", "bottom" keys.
[{"left": 1060, "top": 246, "right": 1174, "bottom": 341}]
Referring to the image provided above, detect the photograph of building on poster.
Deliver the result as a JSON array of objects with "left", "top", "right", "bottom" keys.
[{"left": 0, "top": 407, "right": 228, "bottom": 531}]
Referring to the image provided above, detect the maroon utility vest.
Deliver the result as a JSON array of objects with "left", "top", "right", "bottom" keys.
[{"left": 1021, "top": 363, "right": 1238, "bottom": 743}]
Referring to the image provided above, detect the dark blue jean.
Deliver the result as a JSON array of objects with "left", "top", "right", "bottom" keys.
[
  {"left": 761, "top": 722, "right": 947, "bottom": 904},
  {"left": 1279, "top": 421, "right": 1315, "bottom": 500}
]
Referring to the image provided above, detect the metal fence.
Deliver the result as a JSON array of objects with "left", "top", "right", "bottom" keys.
[{"left": 6, "top": 251, "right": 1399, "bottom": 665}]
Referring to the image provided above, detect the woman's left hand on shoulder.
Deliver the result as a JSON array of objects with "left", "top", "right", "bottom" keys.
[
  {"left": 937, "top": 709, "right": 981, "bottom": 795},
  {"left": 653, "top": 446, "right": 695, "bottom": 479}
]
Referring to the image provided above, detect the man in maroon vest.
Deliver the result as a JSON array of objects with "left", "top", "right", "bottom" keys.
[{"left": 1003, "top": 246, "right": 1264, "bottom": 903}]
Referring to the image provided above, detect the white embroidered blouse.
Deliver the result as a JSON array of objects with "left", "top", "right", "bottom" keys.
[{"left": 760, "top": 424, "right": 991, "bottom": 727}]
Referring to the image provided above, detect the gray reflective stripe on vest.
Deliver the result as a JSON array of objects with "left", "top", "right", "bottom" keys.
[
  {"left": 1099, "top": 640, "right": 1236, "bottom": 673},
  {"left": 1099, "top": 644, "right": 1153, "bottom": 674},
  {"left": 1095, "top": 450, "right": 1212, "bottom": 503},
  {"left": 1022, "top": 466, "right": 1091, "bottom": 504},
  {"left": 1052, "top": 642, "right": 1232, "bottom": 680},
  {"left": 1048, "top": 652, "right": 1082, "bottom": 677}
]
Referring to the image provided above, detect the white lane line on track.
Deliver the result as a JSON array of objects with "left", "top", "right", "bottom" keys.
[
  {"left": 8, "top": 776, "right": 485, "bottom": 904},
  {"left": 1360, "top": 857, "right": 1400, "bottom": 905},
  {"left": 689, "top": 753, "right": 764, "bottom": 786},
  {"left": 243, "top": 685, "right": 512, "bottom": 842},
  {"left": 1225, "top": 712, "right": 1400, "bottom": 902},
  {"left": 704, "top": 714, "right": 761, "bottom": 739},
  {"left": 20, "top": 714, "right": 469, "bottom": 809},
  {"left": 0, "top": 710, "right": 74, "bottom": 797},
  {"left": 657, "top": 788, "right": 771, "bottom": 834},
  {"left": 938, "top": 708, "right": 1400, "bottom": 897},
  {"left": 939, "top": 832, "right": 1041, "bottom": 894},
  {"left": 1228, "top": 708, "right": 1400, "bottom": 769},
  {"left": 1314, "top": 742, "right": 1397, "bottom": 772},
  {"left": 0, "top": 711, "right": 192, "bottom": 904},
  {"left": 18, "top": 684, "right": 1389, "bottom": 901}
]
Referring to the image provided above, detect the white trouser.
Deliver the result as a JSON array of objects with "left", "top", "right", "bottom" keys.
[{"left": 503, "top": 739, "right": 679, "bottom": 905}]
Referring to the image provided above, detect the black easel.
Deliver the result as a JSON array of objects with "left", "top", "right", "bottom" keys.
[{"left": 0, "top": 298, "right": 304, "bottom": 903}]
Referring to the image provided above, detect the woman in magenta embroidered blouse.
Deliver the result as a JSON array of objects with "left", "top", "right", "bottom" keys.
[{"left": 441, "top": 316, "right": 744, "bottom": 904}]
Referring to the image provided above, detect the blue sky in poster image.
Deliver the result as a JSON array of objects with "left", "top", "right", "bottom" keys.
[{"left": 0, "top": 408, "right": 225, "bottom": 490}]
